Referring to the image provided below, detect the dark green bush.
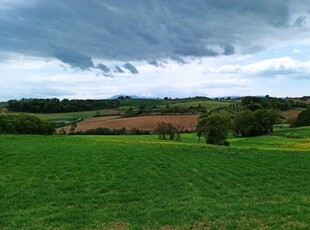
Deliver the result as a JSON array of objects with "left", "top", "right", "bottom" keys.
[
  {"left": 293, "top": 109, "right": 310, "bottom": 127},
  {"left": 0, "top": 114, "right": 55, "bottom": 134}
]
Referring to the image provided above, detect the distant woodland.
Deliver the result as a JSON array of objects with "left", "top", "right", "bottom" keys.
[{"left": 7, "top": 98, "right": 120, "bottom": 113}]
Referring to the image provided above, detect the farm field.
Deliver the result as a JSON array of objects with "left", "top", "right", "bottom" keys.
[
  {"left": 1, "top": 128, "right": 310, "bottom": 229},
  {"left": 25, "top": 109, "right": 123, "bottom": 122},
  {"left": 59, "top": 115, "right": 200, "bottom": 133},
  {"left": 229, "top": 126, "right": 310, "bottom": 150},
  {"left": 4, "top": 98, "right": 235, "bottom": 128},
  {"left": 118, "top": 98, "right": 234, "bottom": 110},
  {"left": 119, "top": 98, "right": 165, "bottom": 108},
  {"left": 166, "top": 100, "right": 234, "bottom": 109},
  {"left": 290, "top": 98, "right": 310, "bottom": 105},
  {"left": 278, "top": 109, "right": 302, "bottom": 121},
  {"left": 5, "top": 110, "right": 124, "bottom": 127}
]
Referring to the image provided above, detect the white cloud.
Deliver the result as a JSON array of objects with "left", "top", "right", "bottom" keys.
[
  {"left": 293, "top": 48, "right": 302, "bottom": 54},
  {"left": 1, "top": 54, "right": 310, "bottom": 101},
  {"left": 211, "top": 57, "right": 310, "bottom": 78}
]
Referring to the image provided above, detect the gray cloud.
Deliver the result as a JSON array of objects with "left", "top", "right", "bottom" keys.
[
  {"left": 123, "top": 63, "right": 139, "bottom": 74},
  {"left": 96, "top": 64, "right": 110, "bottom": 74},
  {"left": 149, "top": 60, "right": 159, "bottom": 67},
  {"left": 293, "top": 16, "right": 307, "bottom": 26},
  {"left": 0, "top": 0, "right": 309, "bottom": 69},
  {"left": 53, "top": 48, "right": 94, "bottom": 70},
  {"left": 114, "top": 66, "right": 125, "bottom": 73}
]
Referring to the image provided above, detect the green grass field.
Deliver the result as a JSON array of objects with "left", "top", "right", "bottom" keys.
[
  {"left": 8, "top": 110, "right": 114, "bottom": 123},
  {"left": 33, "top": 110, "right": 113, "bottom": 122},
  {"left": 274, "top": 126, "right": 310, "bottom": 138},
  {"left": 119, "top": 98, "right": 234, "bottom": 111},
  {"left": 229, "top": 126, "right": 310, "bottom": 151},
  {"left": 167, "top": 100, "right": 234, "bottom": 109},
  {"left": 120, "top": 99, "right": 165, "bottom": 108},
  {"left": 1, "top": 128, "right": 310, "bottom": 229}
]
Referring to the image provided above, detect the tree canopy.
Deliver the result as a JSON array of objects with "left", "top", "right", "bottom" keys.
[
  {"left": 241, "top": 96, "right": 294, "bottom": 111},
  {"left": 233, "top": 109, "right": 277, "bottom": 137},
  {"left": 197, "top": 113, "right": 231, "bottom": 145}
]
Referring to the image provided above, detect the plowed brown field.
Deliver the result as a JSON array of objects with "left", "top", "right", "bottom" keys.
[
  {"left": 59, "top": 115, "right": 199, "bottom": 133},
  {"left": 279, "top": 110, "right": 301, "bottom": 120}
]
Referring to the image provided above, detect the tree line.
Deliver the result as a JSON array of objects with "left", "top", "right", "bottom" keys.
[{"left": 7, "top": 98, "right": 120, "bottom": 113}]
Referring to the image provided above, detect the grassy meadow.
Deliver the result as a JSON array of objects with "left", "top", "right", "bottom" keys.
[
  {"left": 118, "top": 98, "right": 234, "bottom": 110},
  {"left": 1, "top": 127, "right": 310, "bottom": 229},
  {"left": 168, "top": 100, "right": 234, "bottom": 109},
  {"left": 274, "top": 126, "right": 310, "bottom": 138},
  {"left": 6, "top": 110, "right": 116, "bottom": 126},
  {"left": 31, "top": 110, "right": 113, "bottom": 122}
]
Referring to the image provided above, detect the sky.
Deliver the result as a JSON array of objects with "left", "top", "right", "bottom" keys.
[{"left": 0, "top": 0, "right": 310, "bottom": 100}]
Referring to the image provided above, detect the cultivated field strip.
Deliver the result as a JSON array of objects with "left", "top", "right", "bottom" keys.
[{"left": 60, "top": 115, "right": 200, "bottom": 133}]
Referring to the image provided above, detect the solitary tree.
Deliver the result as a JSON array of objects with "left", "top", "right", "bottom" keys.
[{"left": 154, "top": 122, "right": 180, "bottom": 140}]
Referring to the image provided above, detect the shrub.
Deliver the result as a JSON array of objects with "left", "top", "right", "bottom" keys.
[
  {"left": 154, "top": 122, "right": 181, "bottom": 141},
  {"left": 0, "top": 114, "right": 55, "bottom": 134}
]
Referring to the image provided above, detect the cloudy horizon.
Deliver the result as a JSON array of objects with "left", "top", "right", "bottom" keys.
[{"left": 1, "top": 0, "right": 310, "bottom": 100}]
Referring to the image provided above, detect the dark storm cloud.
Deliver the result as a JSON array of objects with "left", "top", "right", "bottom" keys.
[
  {"left": 0, "top": 0, "right": 309, "bottom": 69},
  {"left": 53, "top": 48, "right": 94, "bottom": 70}
]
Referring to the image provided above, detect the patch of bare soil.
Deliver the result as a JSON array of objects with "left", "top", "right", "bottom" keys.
[
  {"left": 59, "top": 115, "right": 200, "bottom": 133},
  {"left": 278, "top": 110, "right": 301, "bottom": 120}
]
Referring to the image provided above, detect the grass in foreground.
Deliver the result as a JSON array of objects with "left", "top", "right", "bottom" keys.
[{"left": 0, "top": 134, "right": 309, "bottom": 229}]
